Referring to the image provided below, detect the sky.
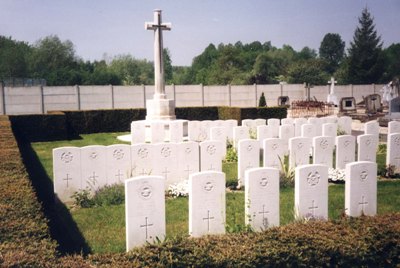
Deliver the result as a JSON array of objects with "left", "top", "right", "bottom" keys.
[{"left": 1, "top": 0, "right": 400, "bottom": 66}]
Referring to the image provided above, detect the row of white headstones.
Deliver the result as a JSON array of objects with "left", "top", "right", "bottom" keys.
[{"left": 126, "top": 160, "right": 377, "bottom": 251}]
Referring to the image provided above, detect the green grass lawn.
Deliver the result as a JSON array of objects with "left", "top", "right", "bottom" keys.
[{"left": 31, "top": 132, "right": 400, "bottom": 254}]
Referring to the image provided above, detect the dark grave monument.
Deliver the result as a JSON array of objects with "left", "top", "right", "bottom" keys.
[
  {"left": 278, "top": 96, "right": 289, "bottom": 107},
  {"left": 339, "top": 97, "right": 357, "bottom": 114},
  {"left": 389, "top": 96, "right": 400, "bottom": 119},
  {"left": 364, "top": 94, "right": 382, "bottom": 114}
]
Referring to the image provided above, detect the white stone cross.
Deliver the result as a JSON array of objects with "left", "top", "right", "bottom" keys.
[
  {"left": 145, "top": 9, "right": 171, "bottom": 99},
  {"left": 328, "top": 77, "right": 337, "bottom": 95}
]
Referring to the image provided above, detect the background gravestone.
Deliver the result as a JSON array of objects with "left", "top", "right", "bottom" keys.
[
  {"left": 245, "top": 167, "right": 279, "bottom": 231},
  {"left": 199, "top": 120, "right": 212, "bottom": 141},
  {"left": 357, "top": 134, "right": 378, "bottom": 162},
  {"left": 153, "top": 143, "right": 179, "bottom": 187},
  {"left": 225, "top": 119, "right": 238, "bottom": 140},
  {"left": 322, "top": 123, "right": 337, "bottom": 137},
  {"left": 125, "top": 176, "right": 165, "bottom": 251},
  {"left": 106, "top": 144, "right": 132, "bottom": 185},
  {"left": 295, "top": 164, "right": 328, "bottom": 220},
  {"left": 233, "top": 126, "right": 250, "bottom": 148},
  {"left": 335, "top": 135, "right": 355, "bottom": 169},
  {"left": 131, "top": 144, "right": 154, "bottom": 177},
  {"left": 200, "top": 140, "right": 223, "bottom": 172},
  {"left": 150, "top": 121, "right": 165, "bottom": 143},
  {"left": 81, "top": 145, "right": 107, "bottom": 191},
  {"left": 301, "top": 123, "right": 316, "bottom": 138},
  {"left": 308, "top": 117, "right": 322, "bottom": 136},
  {"left": 294, "top": 118, "right": 307, "bottom": 137},
  {"left": 387, "top": 133, "right": 400, "bottom": 173},
  {"left": 267, "top": 118, "right": 280, "bottom": 138},
  {"left": 131, "top": 121, "right": 146, "bottom": 144},
  {"left": 210, "top": 126, "right": 227, "bottom": 159},
  {"left": 169, "top": 120, "right": 184, "bottom": 143},
  {"left": 263, "top": 138, "right": 286, "bottom": 170},
  {"left": 388, "top": 121, "right": 400, "bottom": 134},
  {"left": 188, "top": 120, "right": 201, "bottom": 142},
  {"left": 312, "top": 136, "right": 334, "bottom": 168},
  {"left": 238, "top": 139, "right": 260, "bottom": 188},
  {"left": 289, "top": 137, "right": 312, "bottom": 169},
  {"left": 364, "top": 120, "right": 380, "bottom": 136},
  {"left": 53, "top": 147, "right": 81, "bottom": 203},
  {"left": 345, "top": 161, "right": 377, "bottom": 217},
  {"left": 257, "top": 125, "right": 274, "bottom": 147},
  {"left": 177, "top": 141, "right": 199, "bottom": 181},
  {"left": 189, "top": 171, "right": 225, "bottom": 237},
  {"left": 337, "top": 116, "right": 352, "bottom": 135},
  {"left": 281, "top": 118, "right": 294, "bottom": 126}
]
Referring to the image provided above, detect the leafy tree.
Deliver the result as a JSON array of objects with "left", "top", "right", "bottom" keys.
[
  {"left": 108, "top": 55, "right": 153, "bottom": 85},
  {"left": 346, "top": 8, "right": 385, "bottom": 84},
  {"left": 251, "top": 53, "right": 279, "bottom": 84},
  {"left": 298, "top": 46, "right": 317, "bottom": 61},
  {"left": 0, "top": 36, "right": 31, "bottom": 79},
  {"left": 319, "top": 33, "right": 345, "bottom": 74},
  {"left": 163, "top": 48, "right": 173, "bottom": 83},
  {"left": 382, "top": 43, "right": 400, "bottom": 81},
  {"left": 287, "top": 59, "right": 329, "bottom": 85}
]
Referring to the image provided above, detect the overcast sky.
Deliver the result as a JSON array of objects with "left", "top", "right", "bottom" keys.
[{"left": 1, "top": 0, "right": 399, "bottom": 66}]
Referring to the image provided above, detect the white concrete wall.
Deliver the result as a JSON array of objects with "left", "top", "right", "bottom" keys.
[
  {"left": 0, "top": 84, "right": 4, "bottom": 115},
  {"left": 1, "top": 84, "right": 384, "bottom": 115}
]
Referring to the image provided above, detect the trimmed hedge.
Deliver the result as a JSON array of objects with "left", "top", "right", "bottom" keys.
[{"left": 2, "top": 111, "right": 400, "bottom": 267}]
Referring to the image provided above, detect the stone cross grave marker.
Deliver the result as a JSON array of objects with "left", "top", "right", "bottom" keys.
[
  {"left": 295, "top": 164, "right": 328, "bottom": 220},
  {"left": 322, "top": 123, "right": 337, "bottom": 137},
  {"left": 125, "top": 176, "right": 165, "bottom": 251},
  {"left": 245, "top": 167, "right": 280, "bottom": 231},
  {"left": 289, "top": 137, "right": 312, "bottom": 169},
  {"left": 345, "top": 161, "right": 377, "bottom": 217},
  {"left": 131, "top": 144, "right": 154, "bottom": 177},
  {"left": 177, "top": 141, "right": 199, "bottom": 180},
  {"left": 153, "top": 143, "right": 179, "bottom": 188},
  {"left": 189, "top": 171, "right": 225, "bottom": 237},
  {"left": 388, "top": 121, "right": 400, "bottom": 134},
  {"left": 233, "top": 126, "right": 250, "bottom": 148},
  {"left": 200, "top": 140, "right": 223, "bottom": 172},
  {"left": 387, "top": 133, "right": 400, "bottom": 173},
  {"left": 263, "top": 138, "right": 286, "bottom": 170},
  {"left": 131, "top": 121, "right": 146, "bottom": 144},
  {"left": 312, "top": 136, "right": 334, "bottom": 168},
  {"left": 357, "top": 134, "right": 378, "bottom": 162},
  {"left": 335, "top": 135, "right": 355, "bottom": 169},
  {"left": 106, "top": 144, "right": 131, "bottom": 185},
  {"left": 53, "top": 147, "right": 81, "bottom": 203},
  {"left": 81, "top": 145, "right": 107, "bottom": 191},
  {"left": 238, "top": 139, "right": 260, "bottom": 188}
]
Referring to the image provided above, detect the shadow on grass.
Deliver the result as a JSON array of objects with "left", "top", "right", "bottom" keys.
[{"left": 16, "top": 138, "right": 91, "bottom": 255}]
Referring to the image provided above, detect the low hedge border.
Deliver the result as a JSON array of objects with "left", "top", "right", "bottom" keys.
[{"left": 2, "top": 113, "right": 400, "bottom": 267}]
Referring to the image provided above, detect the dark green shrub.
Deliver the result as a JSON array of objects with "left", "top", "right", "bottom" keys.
[
  {"left": 71, "top": 189, "right": 95, "bottom": 208},
  {"left": 258, "top": 92, "right": 267, "bottom": 107},
  {"left": 176, "top": 106, "right": 219, "bottom": 120}
]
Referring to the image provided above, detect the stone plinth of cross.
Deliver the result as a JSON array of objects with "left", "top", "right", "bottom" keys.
[{"left": 145, "top": 9, "right": 171, "bottom": 100}]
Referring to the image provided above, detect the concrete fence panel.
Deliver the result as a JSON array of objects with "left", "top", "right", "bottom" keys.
[
  {"left": 204, "top": 85, "right": 229, "bottom": 106},
  {"left": 114, "top": 85, "right": 144, "bottom": 109},
  {"left": 44, "top": 86, "right": 78, "bottom": 112},
  {"left": 231, "top": 85, "right": 257, "bottom": 107},
  {"left": 5, "top": 86, "right": 42, "bottom": 114},
  {"left": 175, "top": 85, "right": 202, "bottom": 107},
  {"left": 257, "top": 84, "right": 281, "bottom": 106}
]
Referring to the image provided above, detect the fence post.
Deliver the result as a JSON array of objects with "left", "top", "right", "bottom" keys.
[
  {"left": 172, "top": 83, "right": 176, "bottom": 103},
  {"left": 228, "top": 84, "right": 232, "bottom": 106},
  {"left": 76, "top": 85, "right": 81, "bottom": 110},
  {"left": 201, "top": 83, "right": 204, "bottom": 106},
  {"left": 0, "top": 81, "right": 5, "bottom": 115},
  {"left": 111, "top": 84, "right": 115, "bottom": 109},
  {"left": 40, "top": 85, "right": 45, "bottom": 114},
  {"left": 373, "top": 83, "right": 376, "bottom": 94},
  {"left": 254, "top": 83, "right": 258, "bottom": 107},
  {"left": 143, "top": 84, "right": 146, "bottom": 108},
  {"left": 351, "top": 84, "right": 353, "bottom": 97}
]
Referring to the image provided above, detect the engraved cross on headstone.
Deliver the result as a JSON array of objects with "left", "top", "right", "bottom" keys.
[
  {"left": 358, "top": 195, "right": 368, "bottom": 212},
  {"left": 203, "top": 210, "right": 214, "bottom": 231},
  {"left": 258, "top": 204, "right": 269, "bottom": 228},
  {"left": 308, "top": 200, "right": 318, "bottom": 217},
  {"left": 184, "top": 165, "right": 192, "bottom": 177},
  {"left": 162, "top": 167, "right": 170, "bottom": 179},
  {"left": 145, "top": 9, "right": 171, "bottom": 99},
  {"left": 63, "top": 173, "right": 72, "bottom": 187},
  {"left": 140, "top": 216, "right": 154, "bottom": 239},
  {"left": 115, "top": 169, "right": 124, "bottom": 183},
  {"left": 88, "top": 171, "right": 98, "bottom": 186}
]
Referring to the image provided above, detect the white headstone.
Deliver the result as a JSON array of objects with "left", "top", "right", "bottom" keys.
[
  {"left": 322, "top": 123, "right": 337, "bottom": 137},
  {"left": 294, "top": 118, "right": 307, "bottom": 137},
  {"left": 335, "top": 135, "right": 355, "bottom": 169},
  {"left": 150, "top": 121, "right": 166, "bottom": 143},
  {"left": 301, "top": 123, "right": 317, "bottom": 138},
  {"left": 345, "top": 161, "right": 377, "bottom": 217},
  {"left": 245, "top": 167, "right": 280, "bottom": 231},
  {"left": 337, "top": 116, "right": 352, "bottom": 135},
  {"left": 152, "top": 143, "right": 179, "bottom": 187},
  {"left": 177, "top": 141, "right": 200, "bottom": 181},
  {"left": 106, "top": 144, "right": 132, "bottom": 185},
  {"left": 53, "top": 147, "right": 81, "bottom": 202},
  {"left": 257, "top": 125, "right": 274, "bottom": 147},
  {"left": 238, "top": 139, "right": 260, "bottom": 188},
  {"left": 125, "top": 176, "right": 165, "bottom": 251},
  {"left": 188, "top": 120, "right": 201, "bottom": 142},
  {"left": 225, "top": 119, "right": 238, "bottom": 140},
  {"left": 200, "top": 140, "right": 223, "bottom": 172},
  {"left": 81, "top": 145, "right": 107, "bottom": 191},
  {"left": 388, "top": 121, "right": 400, "bottom": 134},
  {"left": 386, "top": 133, "right": 400, "bottom": 173},
  {"left": 255, "top": 118, "right": 267, "bottom": 126},
  {"left": 242, "top": 119, "right": 256, "bottom": 130},
  {"left": 131, "top": 144, "right": 154, "bottom": 177},
  {"left": 169, "top": 120, "right": 184, "bottom": 143},
  {"left": 189, "top": 171, "right": 226, "bottom": 237},
  {"left": 307, "top": 117, "right": 322, "bottom": 136},
  {"left": 267, "top": 118, "right": 280, "bottom": 138},
  {"left": 312, "top": 136, "right": 334, "bottom": 168},
  {"left": 289, "top": 137, "right": 312, "bottom": 169},
  {"left": 357, "top": 134, "right": 378, "bottom": 162},
  {"left": 199, "top": 120, "right": 212, "bottom": 141},
  {"left": 210, "top": 127, "right": 227, "bottom": 159},
  {"left": 364, "top": 120, "right": 380, "bottom": 136},
  {"left": 131, "top": 121, "right": 146, "bottom": 144},
  {"left": 233, "top": 126, "right": 250, "bottom": 148},
  {"left": 279, "top": 124, "right": 295, "bottom": 154},
  {"left": 324, "top": 116, "right": 338, "bottom": 124},
  {"left": 281, "top": 118, "right": 294, "bottom": 126},
  {"left": 295, "top": 164, "right": 328, "bottom": 220},
  {"left": 263, "top": 138, "right": 286, "bottom": 170}
]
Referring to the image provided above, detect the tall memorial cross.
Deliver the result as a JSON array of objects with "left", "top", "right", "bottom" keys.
[{"left": 145, "top": 9, "right": 171, "bottom": 100}]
